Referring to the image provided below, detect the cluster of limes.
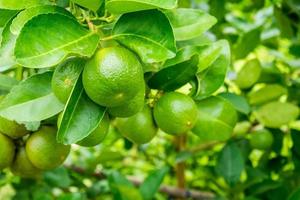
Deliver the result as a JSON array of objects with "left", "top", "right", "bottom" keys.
[
  {"left": 51, "top": 46, "right": 199, "bottom": 146},
  {"left": 0, "top": 46, "right": 200, "bottom": 177},
  {"left": 0, "top": 117, "right": 70, "bottom": 178}
]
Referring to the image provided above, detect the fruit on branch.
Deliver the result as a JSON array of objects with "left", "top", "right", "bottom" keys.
[
  {"left": 108, "top": 86, "right": 145, "bottom": 118},
  {"left": 0, "top": 116, "right": 29, "bottom": 139},
  {"left": 115, "top": 105, "right": 157, "bottom": 144},
  {"left": 153, "top": 92, "right": 198, "bottom": 135},
  {"left": 11, "top": 147, "right": 42, "bottom": 178},
  {"left": 82, "top": 46, "right": 145, "bottom": 107},
  {"left": 0, "top": 133, "right": 15, "bottom": 170},
  {"left": 26, "top": 126, "right": 70, "bottom": 170},
  {"left": 249, "top": 129, "right": 274, "bottom": 150},
  {"left": 52, "top": 57, "right": 85, "bottom": 103}
]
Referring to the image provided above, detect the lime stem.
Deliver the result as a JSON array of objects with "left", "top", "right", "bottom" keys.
[
  {"left": 16, "top": 65, "right": 23, "bottom": 81},
  {"left": 175, "top": 134, "right": 187, "bottom": 195}
]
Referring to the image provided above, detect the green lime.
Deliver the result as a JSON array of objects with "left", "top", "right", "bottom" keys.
[
  {"left": 235, "top": 59, "right": 261, "bottom": 89},
  {"left": 0, "top": 133, "right": 15, "bottom": 170},
  {"left": 82, "top": 46, "right": 144, "bottom": 107},
  {"left": 52, "top": 57, "right": 85, "bottom": 103},
  {"left": 154, "top": 92, "right": 198, "bottom": 135},
  {"left": 108, "top": 86, "right": 145, "bottom": 118},
  {"left": 26, "top": 126, "right": 70, "bottom": 170},
  {"left": 249, "top": 129, "right": 274, "bottom": 150},
  {"left": 77, "top": 114, "right": 110, "bottom": 147},
  {"left": 115, "top": 105, "right": 157, "bottom": 144},
  {"left": 11, "top": 147, "right": 42, "bottom": 178},
  {"left": 0, "top": 116, "right": 29, "bottom": 138}
]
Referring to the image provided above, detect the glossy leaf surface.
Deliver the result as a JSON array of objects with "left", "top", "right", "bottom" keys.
[
  {"left": 57, "top": 76, "right": 106, "bottom": 145},
  {"left": 112, "top": 10, "right": 176, "bottom": 63},
  {"left": 0, "top": 72, "right": 64, "bottom": 122},
  {"left": 15, "top": 13, "right": 100, "bottom": 68},
  {"left": 165, "top": 8, "right": 217, "bottom": 41},
  {"left": 106, "top": 0, "right": 177, "bottom": 14}
]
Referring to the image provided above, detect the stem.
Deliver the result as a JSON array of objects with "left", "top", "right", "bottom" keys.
[
  {"left": 15, "top": 65, "right": 23, "bottom": 81},
  {"left": 175, "top": 134, "right": 187, "bottom": 195}
]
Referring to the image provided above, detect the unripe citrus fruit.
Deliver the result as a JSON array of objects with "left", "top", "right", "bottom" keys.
[
  {"left": 108, "top": 86, "right": 145, "bottom": 118},
  {"left": 154, "top": 92, "right": 197, "bottom": 135},
  {"left": 82, "top": 46, "right": 144, "bottom": 107},
  {"left": 52, "top": 57, "right": 85, "bottom": 103},
  {"left": 11, "top": 147, "right": 42, "bottom": 178},
  {"left": 77, "top": 114, "right": 110, "bottom": 147},
  {"left": 57, "top": 113, "right": 110, "bottom": 147},
  {"left": 249, "top": 129, "right": 274, "bottom": 150},
  {"left": 26, "top": 126, "right": 70, "bottom": 170},
  {"left": 0, "top": 116, "right": 29, "bottom": 138},
  {"left": 115, "top": 105, "right": 157, "bottom": 144},
  {"left": 0, "top": 133, "right": 15, "bottom": 170}
]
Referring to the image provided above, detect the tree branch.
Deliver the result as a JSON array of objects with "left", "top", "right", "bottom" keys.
[{"left": 65, "top": 165, "right": 215, "bottom": 200}]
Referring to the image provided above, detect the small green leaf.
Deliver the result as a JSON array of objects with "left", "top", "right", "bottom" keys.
[
  {"left": 165, "top": 8, "right": 217, "bottom": 41},
  {"left": 192, "top": 96, "right": 237, "bottom": 142},
  {"left": 15, "top": 13, "right": 100, "bottom": 68},
  {"left": 195, "top": 40, "right": 230, "bottom": 99},
  {"left": 254, "top": 101, "right": 299, "bottom": 128},
  {"left": 0, "top": 74, "right": 18, "bottom": 94},
  {"left": 108, "top": 171, "right": 138, "bottom": 200},
  {"left": 0, "top": 71, "right": 64, "bottom": 122},
  {"left": 0, "top": 0, "right": 49, "bottom": 10},
  {"left": 139, "top": 167, "right": 169, "bottom": 200},
  {"left": 148, "top": 55, "right": 198, "bottom": 91},
  {"left": 112, "top": 10, "right": 176, "bottom": 63},
  {"left": 44, "top": 167, "right": 72, "bottom": 188},
  {"left": 235, "top": 59, "right": 262, "bottom": 89},
  {"left": 71, "top": 0, "right": 103, "bottom": 12},
  {"left": 233, "top": 27, "right": 261, "bottom": 59},
  {"left": 219, "top": 92, "right": 250, "bottom": 114},
  {"left": 248, "top": 84, "right": 287, "bottom": 105},
  {"left": 57, "top": 75, "right": 106, "bottom": 144},
  {"left": 106, "top": 0, "right": 177, "bottom": 14},
  {"left": 215, "top": 142, "right": 244, "bottom": 186}
]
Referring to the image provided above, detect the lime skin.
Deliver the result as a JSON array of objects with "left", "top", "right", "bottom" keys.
[
  {"left": 0, "top": 133, "right": 15, "bottom": 170},
  {"left": 82, "top": 46, "right": 144, "bottom": 107},
  {"left": 153, "top": 92, "right": 198, "bottom": 135}
]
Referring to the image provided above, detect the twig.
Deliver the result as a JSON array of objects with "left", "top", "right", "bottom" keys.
[{"left": 65, "top": 165, "right": 215, "bottom": 200}]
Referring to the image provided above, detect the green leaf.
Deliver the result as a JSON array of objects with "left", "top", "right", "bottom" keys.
[
  {"left": 0, "top": 71, "right": 64, "bottom": 122},
  {"left": 71, "top": 0, "right": 103, "bottom": 12},
  {"left": 195, "top": 40, "right": 230, "bottom": 99},
  {"left": 15, "top": 13, "right": 100, "bottom": 68},
  {"left": 139, "top": 167, "right": 169, "bottom": 200},
  {"left": 274, "top": 6, "right": 294, "bottom": 38},
  {"left": 0, "top": 9, "right": 18, "bottom": 27},
  {"left": 44, "top": 167, "right": 72, "bottom": 188},
  {"left": 233, "top": 27, "right": 261, "bottom": 59},
  {"left": 254, "top": 101, "right": 299, "bottom": 128},
  {"left": 235, "top": 59, "right": 262, "bottom": 89},
  {"left": 108, "top": 171, "right": 140, "bottom": 200},
  {"left": 215, "top": 142, "right": 244, "bottom": 186},
  {"left": 148, "top": 55, "right": 198, "bottom": 91},
  {"left": 10, "top": 5, "right": 73, "bottom": 35},
  {"left": 0, "top": 17, "right": 17, "bottom": 71},
  {"left": 57, "top": 75, "right": 106, "bottom": 144},
  {"left": 106, "top": 0, "right": 177, "bottom": 14},
  {"left": 112, "top": 9, "right": 176, "bottom": 63},
  {"left": 0, "top": 74, "right": 18, "bottom": 94},
  {"left": 219, "top": 92, "right": 250, "bottom": 114},
  {"left": 0, "top": 0, "right": 49, "bottom": 10},
  {"left": 192, "top": 96, "right": 237, "bottom": 142},
  {"left": 165, "top": 8, "right": 217, "bottom": 41},
  {"left": 248, "top": 84, "right": 287, "bottom": 105},
  {"left": 0, "top": 5, "right": 72, "bottom": 71}
]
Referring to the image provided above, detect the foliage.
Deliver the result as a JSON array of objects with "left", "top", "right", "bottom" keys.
[{"left": 0, "top": 0, "right": 299, "bottom": 199}]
